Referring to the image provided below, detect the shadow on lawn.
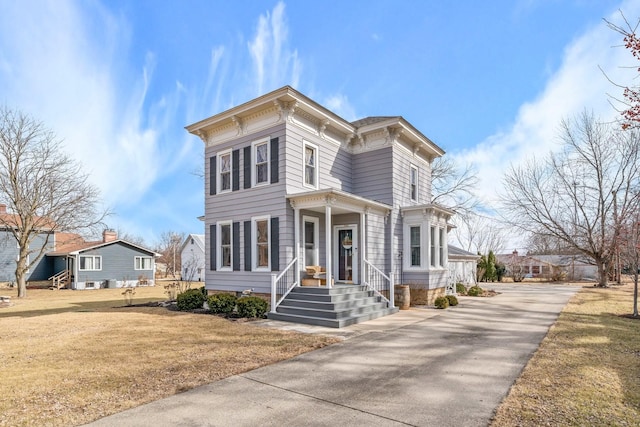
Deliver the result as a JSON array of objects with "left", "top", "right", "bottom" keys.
[{"left": 0, "top": 297, "right": 172, "bottom": 318}]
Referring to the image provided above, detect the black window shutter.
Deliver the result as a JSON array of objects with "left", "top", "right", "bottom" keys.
[
  {"left": 270, "top": 137, "right": 279, "bottom": 184},
  {"left": 209, "top": 224, "right": 216, "bottom": 271},
  {"left": 232, "top": 150, "right": 240, "bottom": 191},
  {"left": 209, "top": 156, "right": 217, "bottom": 195},
  {"left": 243, "top": 146, "right": 251, "bottom": 189},
  {"left": 244, "top": 221, "right": 252, "bottom": 271},
  {"left": 232, "top": 222, "right": 240, "bottom": 271},
  {"left": 270, "top": 216, "right": 279, "bottom": 271}
]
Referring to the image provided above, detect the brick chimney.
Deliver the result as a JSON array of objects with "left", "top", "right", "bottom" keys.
[
  {"left": 103, "top": 229, "right": 117, "bottom": 242},
  {"left": 0, "top": 204, "right": 6, "bottom": 214},
  {"left": 512, "top": 249, "right": 519, "bottom": 256}
]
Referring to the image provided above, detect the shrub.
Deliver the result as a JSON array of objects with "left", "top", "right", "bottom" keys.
[
  {"left": 236, "top": 296, "right": 268, "bottom": 318},
  {"left": 446, "top": 295, "right": 459, "bottom": 306},
  {"left": 455, "top": 283, "right": 467, "bottom": 295},
  {"left": 467, "top": 286, "right": 484, "bottom": 297},
  {"left": 199, "top": 286, "right": 208, "bottom": 297},
  {"left": 434, "top": 296, "right": 449, "bottom": 309},
  {"left": 208, "top": 293, "right": 237, "bottom": 315},
  {"left": 176, "top": 288, "right": 206, "bottom": 311}
]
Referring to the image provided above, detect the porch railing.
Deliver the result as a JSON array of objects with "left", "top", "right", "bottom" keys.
[
  {"left": 363, "top": 258, "right": 394, "bottom": 308},
  {"left": 48, "top": 269, "right": 70, "bottom": 290},
  {"left": 270, "top": 257, "right": 298, "bottom": 313}
]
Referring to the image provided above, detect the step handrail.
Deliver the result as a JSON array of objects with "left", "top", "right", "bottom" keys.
[
  {"left": 270, "top": 257, "right": 298, "bottom": 313},
  {"left": 362, "top": 258, "right": 394, "bottom": 308}
]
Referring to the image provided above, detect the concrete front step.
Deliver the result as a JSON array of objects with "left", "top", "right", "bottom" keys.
[
  {"left": 268, "top": 307, "right": 399, "bottom": 328},
  {"left": 268, "top": 284, "right": 398, "bottom": 328}
]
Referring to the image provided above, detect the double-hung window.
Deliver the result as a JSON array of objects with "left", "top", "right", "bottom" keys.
[
  {"left": 430, "top": 226, "right": 436, "bottom": 267},
  {"left": 253, "top": 216, "right": 270, "bottom": 270},
  {"left": 80, "top": 255, "right": 101, "bottom": 271},
  {"left": 135, "top": 256, "right": 152, "bottom": 270},
  {"left": 303, "top": 141, "right": 318, "bottom": 188},
  {"left": 410, "top": 165, "right": 418, "bottom": 202},
  {"left": 410, "top": 226, "right": 421, "bottom": 267},
  {"left": 219, "top": 150, "right": 232, "bottom": 192},
  {"left": 254, "top": 141, "right": 269, "bottom": 185},
  {"left": 438, "top": 228, "right": 445, "bottom": 267},
  {"left": 218, "top": 221, "right": 232, "bottom": 270}
]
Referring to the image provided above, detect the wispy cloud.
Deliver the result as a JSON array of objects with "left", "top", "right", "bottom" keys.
[{"left": 451, "top": 2, "right": 640, "bottom": 213}]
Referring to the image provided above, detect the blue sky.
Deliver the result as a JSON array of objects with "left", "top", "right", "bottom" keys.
[{"left": 0, "top": 0, "right": 638, "bottom": 247}]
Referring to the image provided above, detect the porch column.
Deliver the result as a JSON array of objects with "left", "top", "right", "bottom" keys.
[
  {"left": 360, "top": 209, "right": 367, "bottom": 284},
  {"left": 325, "top": 205, "right": 332, "bottom": 288},
  {"left": 294, "top": 206, "right": 300, "bottom": 287}
]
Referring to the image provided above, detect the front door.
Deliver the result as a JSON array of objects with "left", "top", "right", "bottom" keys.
[{"left": 334, "top": 225, "right": 357, "bottom": 283}]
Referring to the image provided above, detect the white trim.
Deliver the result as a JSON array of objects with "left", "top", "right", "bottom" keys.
[
  {"left": 410, "top": 164, "right": 418, "bottom": 202},
  {"left": 134, "top": 256, "right": 153, "bottom": 270},
  {"left": 302, "top": 215, "right": 320, "bottom": 267},
  {"left": 252, "top": 215, "right": 271, "bottom": 271},
  {"left": 333, "top": 224, "right": 358, "bottom": 283},
  {"left": 217, "top": 220, "right": 233, "bottom": 271},
  {"left": 217, "top": 149, "right": 232, "bottom": 193},
  {"left": 302, "top": 140, "right": 319, "bottom": 189},
  {"left": 252, "top": 138, "right": 270, "bottom": 187},
  {"left": 404, "top": 223, "right": 424, "bottom": 270},
  {"left": 430, "top": 225, "right": 436, "bottom": 268},
  {"left": 79, "top": 255, "right": 102, "bottom": 271}
]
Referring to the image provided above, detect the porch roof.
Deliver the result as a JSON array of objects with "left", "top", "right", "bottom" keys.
[{"left": 286, "top": 189, "right": 391, "bottom": 216}]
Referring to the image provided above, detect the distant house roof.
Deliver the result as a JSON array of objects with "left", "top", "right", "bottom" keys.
[
  {"left": 182, "top": 234, "right": 205, "bottom": 253},
  {"left": 448, "top": 245, "right": 480, "bottom": 260},
  {"left": 47, "top": 231, "right": 160, "bottom": 257}
]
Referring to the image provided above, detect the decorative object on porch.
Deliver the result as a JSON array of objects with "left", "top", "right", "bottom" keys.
[{"left": 394, "top": 285, "right": 411, "bottom": 310}]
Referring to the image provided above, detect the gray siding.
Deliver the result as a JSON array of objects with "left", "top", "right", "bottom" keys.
[
  {"left": 284, "top": 126, "right": 352, "bottom": 194},
  {"left": 353, "top": 147, "right": 394, "bottom": 205},
  {"left": 76, "top": 242, "right": 155, "bottom": 287},
  {"left": 0, "top": 230, "right": 54, "bottom": 282}
]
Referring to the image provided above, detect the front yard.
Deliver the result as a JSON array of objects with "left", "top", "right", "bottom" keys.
[{"left": 0, "top": 285, "right": 338, "bottom": 427}]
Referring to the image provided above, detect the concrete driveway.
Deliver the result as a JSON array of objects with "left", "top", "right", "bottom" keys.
[{"left": 85, "top": 283, "right": 578, "bottom": 427}]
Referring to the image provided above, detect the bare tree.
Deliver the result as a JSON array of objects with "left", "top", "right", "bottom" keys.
[
  {"left": 502, "top": 111, "right": 640, "bottom": 286},
  {"left": 156, "top": 231, "right": 185, "bottom": 278},
  {"left": 451, "top": 212, "right": 508, "bottom": 255},
  {"left": 114, "top": 227, "right": 147, "bottom": 247},
  {"left": 619, "top": 214, "right": 639, "bottom": 317},
  {"left": 0, "top": 107, "right": 107, "bottom": 297},
  {"left": 431, "top": 157, "right": 479, "bottom": 217}
]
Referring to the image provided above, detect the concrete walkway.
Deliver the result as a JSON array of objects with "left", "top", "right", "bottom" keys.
[{"left": 85, "top": 284, "right": 578, "bottom": 427}]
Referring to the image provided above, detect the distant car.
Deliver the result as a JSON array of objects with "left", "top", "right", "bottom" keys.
[{"left": 524, "top": 273, "right": 533, "bottom": 279}]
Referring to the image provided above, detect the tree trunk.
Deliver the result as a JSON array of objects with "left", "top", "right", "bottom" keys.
[
  {"left": 596, "top": 259, "right": 608, "bottom": 287},
  {"left": 16, "top": 271, "right": 26, "bottom": 298}
]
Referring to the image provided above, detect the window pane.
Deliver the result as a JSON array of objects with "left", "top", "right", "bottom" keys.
[
  {"left": 304, "top": 221, "right": 314, "bottom": 247},
  {"left": 220, "top": 154, "right": 230, "bottom": 172},
  {"left": 256, "top": 163, "right": 268, "bottom": 183},
  {"left": 222, "top": 247, "right": 231, "bottom": 267},
  {"left": 258, "top": 244, "right": 269, "bottom": 267},
  {"left": 221, "top": 224, "right": 231, "bottom": 245},
  {"left": 305, "top": 147, "right": 315, "bottom": 166},
  {"left": 257, "top": 220, "right": 268, "bottom": 243},
  {"left": 80, "top": 257, "right": 88, "bottom": 270},
  {"left": 221, "top": 172, "right": 231, "bottom": 190},
  {"left": 430, "top": 226, "right": 436, "bottom": 267},
  {"left": 411, "top": 247, "right": 421, "bottom": 266},
  {"left": 410, "top": 227, "right": 420, "bottom": 246},
  {"left": 256, "top": 144, "right": 267, "bottom": 163}
]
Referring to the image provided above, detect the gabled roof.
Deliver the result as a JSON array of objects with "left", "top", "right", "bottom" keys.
[
  {"left": 448, "top": 245, "right": 480, "bottom": 259},
  {"left": 47, "top": 238, "right": 160, "bottom": 257},
  {"left": 181, "top": 234, "right": 205, "bottom": 253}
]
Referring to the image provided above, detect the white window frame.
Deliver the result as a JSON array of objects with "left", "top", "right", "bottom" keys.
[
  {"left": 302, "top": 215, "right": 319, "bottom": 267},
  {"left": 403, "top": 222, "right": 425, "bottom": 271},
  {"left": 302, "top": 140, "right": 319, "bottom": 189},
  {"left": 218, "top": 149, "right": 232, "bottom": 193},
  {"left": 430, "top": 226, "right": 436, "bottom": 267},
  {"left": 252, "top": 139, "right": 270, "bottom": 187},
  {"left": 438, "top": 228, "right": 446, "bottom": 267},
  {"left": 252, "top": 215, "right": 271, "bottom": 271},
  {"left": 134, "top": 256, "right": 153, "bottom": 270},
  {"left": 79, "top": 255, "right": 102, "bottom": 271},
  {"left": 410, "top": 164, "right": 418, "bottom": 202},
  {"left": 217, "top": 221, "right": 233, "bottom": 271}
]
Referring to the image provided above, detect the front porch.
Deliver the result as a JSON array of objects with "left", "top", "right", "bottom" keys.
[{"left": 268, "top": 189, "right": 397, "bottom": 327}]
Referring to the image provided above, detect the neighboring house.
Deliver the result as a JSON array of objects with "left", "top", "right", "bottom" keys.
[
  {"left": 497, "top": 250, "right": 596, "bottom": 281},
  {"left": 186, "top": 86, "right": 455, "bottom": 326},
  {"left": 0, "top": 206, "right": 159, "bottom": 289},
  {"left": 46, "top": 229, "right": 160, "bottom": 289},
  {"left": 448, "top": 245, "right": 479, "bottom": 287},
  {"left": 180, "top": 234, "right": 205, "bottom": 281}
]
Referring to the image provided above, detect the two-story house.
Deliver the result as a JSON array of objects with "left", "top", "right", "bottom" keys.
[{"left": 186, "top": 86, "right": 454, "bottom": 327}]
